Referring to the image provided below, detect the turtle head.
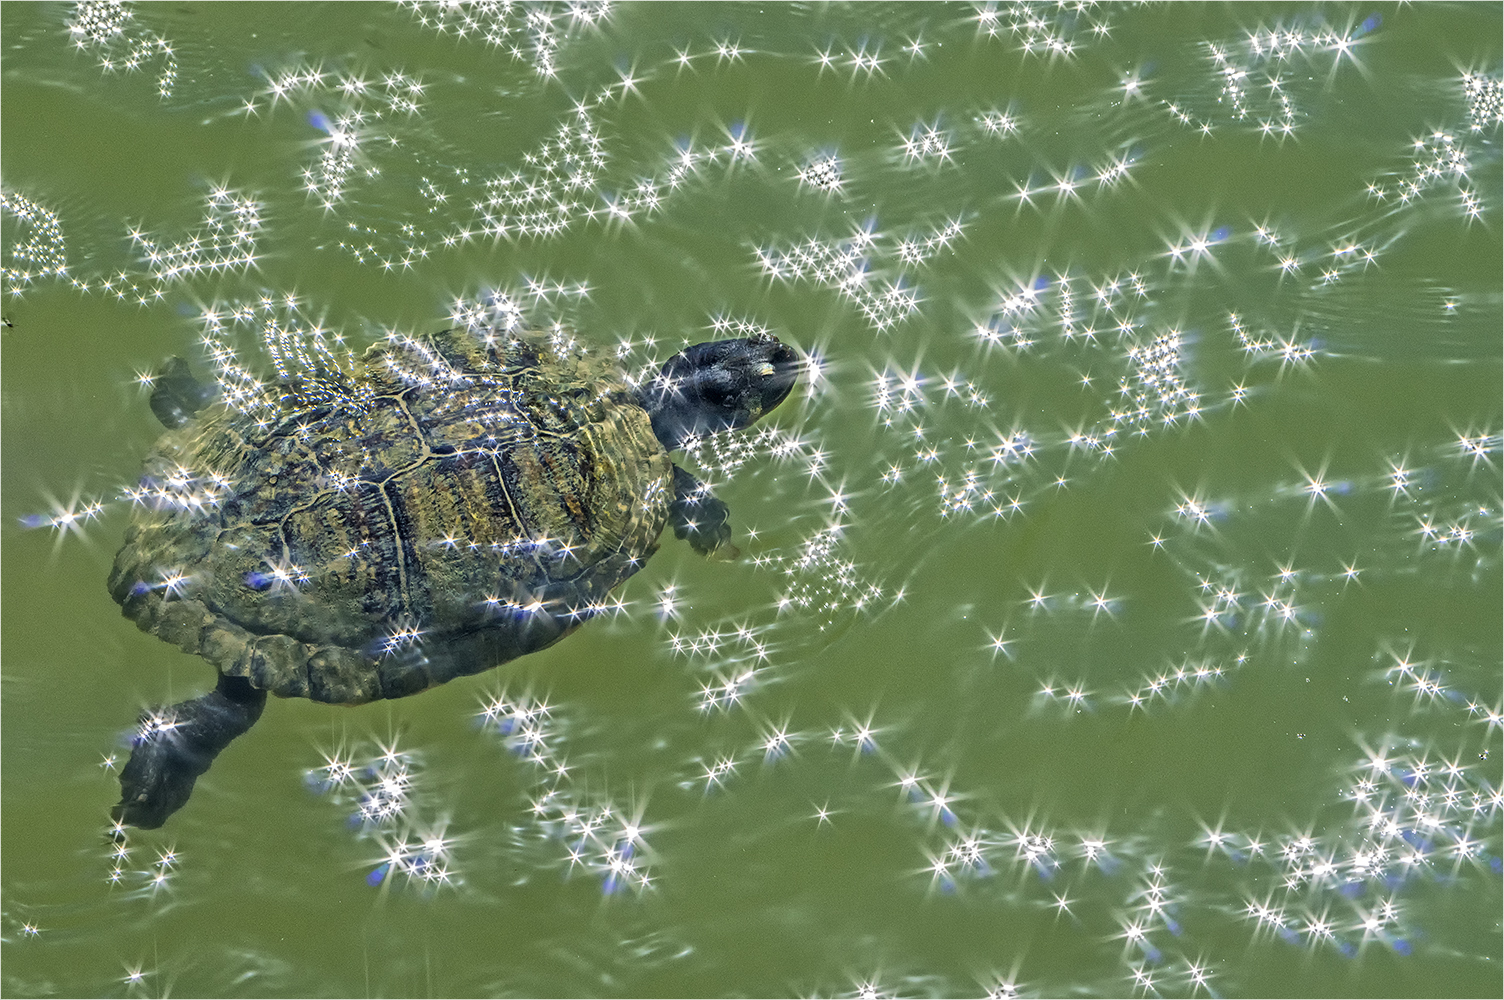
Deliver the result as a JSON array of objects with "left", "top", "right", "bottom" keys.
[{"left": 639, "top": 332, "right": 800, "bottom": 451}]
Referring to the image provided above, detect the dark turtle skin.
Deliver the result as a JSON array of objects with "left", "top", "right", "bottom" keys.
[{"left": 110, "top": 326, "right": 800, "bottom": 828}]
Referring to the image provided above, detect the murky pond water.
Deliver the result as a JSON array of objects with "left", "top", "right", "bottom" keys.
[{"left": 3, "top": 3, "right": 1500, "bottom": 997}]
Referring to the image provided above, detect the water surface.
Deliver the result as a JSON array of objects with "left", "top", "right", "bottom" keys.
[{"left": 2, "top": 3, "right": 1500, "bottom": 997}]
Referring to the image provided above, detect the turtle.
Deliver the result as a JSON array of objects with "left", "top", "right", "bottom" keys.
[{"left": 109, "top": 325, "right": 800, "bottom": 828}]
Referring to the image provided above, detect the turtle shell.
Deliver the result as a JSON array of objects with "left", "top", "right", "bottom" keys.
[{"left": 108, "top": 328, "right": 673, "bottom": 704}]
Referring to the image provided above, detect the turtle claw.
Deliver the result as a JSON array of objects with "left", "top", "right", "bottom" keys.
[
  {"left": 673, "top": 512, "right": 732, "bottom": 556},
  {"left": 113, "top": 732, "right": 206, "bottom": 830},
  {"left": 669, "top": 465, "right": 734, "bottom": 556},
  {"left": 148, "top": 356, "right": 217, "bottom": 429}
]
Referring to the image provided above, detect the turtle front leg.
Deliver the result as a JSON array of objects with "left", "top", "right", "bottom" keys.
[
  {"left": 147, "top": 356, "right": 217, "bottom": 429},
  {"left": 668, "top": 465, "right": 734, "bottom": 556},
  {"left": 113, "top": 673, "right": 266, "bottom": 829}
]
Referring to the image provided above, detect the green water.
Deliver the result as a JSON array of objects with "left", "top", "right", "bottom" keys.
[{"left": 2, "top": 2, "right": 1500, "bottom": 997}]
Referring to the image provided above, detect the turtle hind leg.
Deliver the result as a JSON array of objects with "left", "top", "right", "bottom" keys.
[
  {"left": 113, "top": 674, "right": 266, "bottom": 829},
  {"left": 668, "top": 465, "right": 735, "bottom": 557}
]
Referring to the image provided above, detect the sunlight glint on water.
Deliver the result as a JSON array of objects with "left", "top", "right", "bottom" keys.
[{"left": 2, "top": 3, "right": 1500, "bottom": 997}]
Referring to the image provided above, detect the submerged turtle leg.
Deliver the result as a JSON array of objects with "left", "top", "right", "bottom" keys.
[
  {"left": 148, "top": 356, "right": 217, "bottom": 429},
  {"left": 668, "top": 465, "right": 734, "bottom": 556},
  {"left": 113, "top": 673, "right": 266, "bottom": 829}
]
